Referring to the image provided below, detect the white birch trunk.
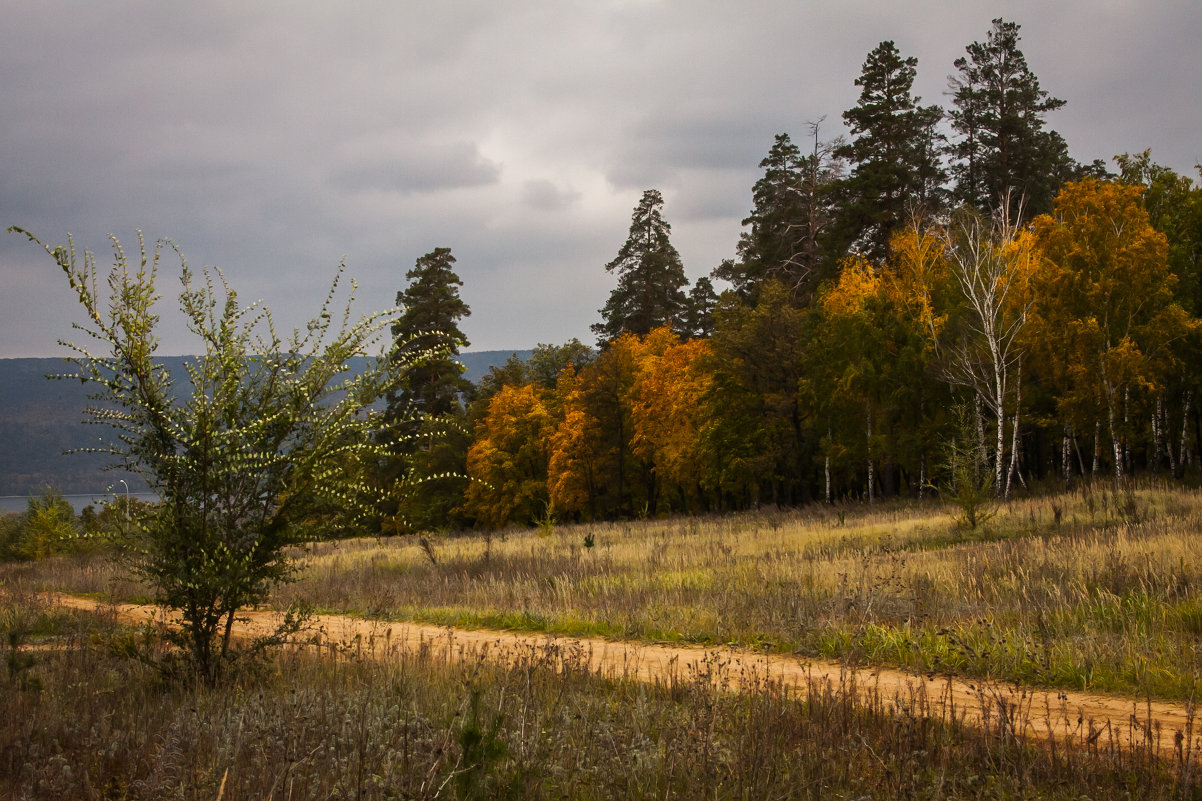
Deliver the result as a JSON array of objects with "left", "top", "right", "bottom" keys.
[
  {"left": 1062, "top": 425, "right": 1072, "bottom": 489},
  {"left": 1181, "top": 391, "right": 1194, "bottom": 475},
  {"left": 825, "top": 455, "right": 832, "bottom": 504},
  {"left": 866, "top": 401, "right": 874, "bottom": 504},
  {"left": 1093, "top": 419, "right": 1101, "bottom": 476},
  {"left": 1106, "top": 379, "right": 1124, "bottom": 484},
  {"left": 1153, "top": 394, "right": 1164, "bottom": 474}
]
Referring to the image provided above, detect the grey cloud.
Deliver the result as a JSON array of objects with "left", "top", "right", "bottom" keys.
[
  {"left": 521, "top": 180, "right": 581, "bottom": 211},
  {"left": 1, "top": 1, "right": 1199, "bottom": 359},
  {"left": 328, "top": 141, "right": 501, "bottom": 196}
]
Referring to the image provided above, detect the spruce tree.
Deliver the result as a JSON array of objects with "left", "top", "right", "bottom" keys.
[
  {"left": 948, "top": 18, "right": 1073, "bottom": 220},
  {"left": 592, "top": 189, "right": 688, "bottom": 344},
  {"left": 837, "top": 40, "right": 945, "bottom": 263}
]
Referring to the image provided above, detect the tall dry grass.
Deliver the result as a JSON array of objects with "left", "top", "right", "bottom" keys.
[
  {"left": 1, "top": 587, "right": 1197, "bottom": 800},
  {"left": 8, "top": 481, "right": 1202, "bottom": 699},
  {"left": 269, "top": 482, "right": 1202, "bottom": 700}
]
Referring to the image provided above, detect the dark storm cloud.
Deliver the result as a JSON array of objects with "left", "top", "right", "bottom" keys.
[{"left": 1, "top": 1, "right": 1199, "bottom": 357}]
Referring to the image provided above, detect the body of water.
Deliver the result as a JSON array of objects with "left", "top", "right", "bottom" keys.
[{"left": 0, "top": 492, "right": 158, "bottom": 515}]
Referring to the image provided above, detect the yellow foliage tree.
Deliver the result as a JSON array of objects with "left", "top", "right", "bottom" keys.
[
  {"left": 464, "top": 384, "right": 555, "bottom": 528},
  {"left": 1028, "top": 179, "right": 1196, "bottom": 482},
  {"left": 630, "top": 335, "right": 714, "bottom": 511}
]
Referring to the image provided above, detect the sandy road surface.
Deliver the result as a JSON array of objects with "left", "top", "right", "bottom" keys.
[{"left": 50, "top": 593, "right": 1198, "bottom": 760}]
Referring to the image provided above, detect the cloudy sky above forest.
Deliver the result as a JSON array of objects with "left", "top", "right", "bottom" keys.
[{"left": 1, "top": 1, "right": 1199, "bottom": 358}]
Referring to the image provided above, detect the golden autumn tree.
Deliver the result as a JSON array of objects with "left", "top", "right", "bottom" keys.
[
  {"left": 547, "top": 365, "right": 608, "bottom": 519},
  {"left": 629, "top": 333, "right": 714, "bottom": 512},
  {"left": 548, "top": 329, "right": 697, "bottom": 519},
  {"left": 464, "top": 383, "right": 556, "bottom": 528},
  {"left": 1028, "top": 179, "right": 1195, "bottom": 482}
]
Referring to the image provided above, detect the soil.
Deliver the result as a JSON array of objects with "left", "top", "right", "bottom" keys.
[{"left": 50, "top": 593, "right": 1198, "bottom": 760}]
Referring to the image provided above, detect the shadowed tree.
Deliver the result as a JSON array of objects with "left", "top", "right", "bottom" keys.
[
  {"left": 593, "top": 189, "right": 688, "bottom": 344},
  {"left": 379, "top": 247, "right": 473, "bottom": 532},
  {"left": 716, "top": 124, "right": 845, "bottom": 305},
  {"left": 948, "top": 18, "right": 1074, "bottom": 221},
  {"left": 836, "top": 40, "right": 946, "bottom": 263}
]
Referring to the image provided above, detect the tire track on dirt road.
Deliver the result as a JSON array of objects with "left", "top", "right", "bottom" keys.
[{"left": 51, "top": 593, "right": 1198, "bottom": 761}]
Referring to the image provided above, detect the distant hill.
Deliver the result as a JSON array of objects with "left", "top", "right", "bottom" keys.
[{"left": 0, "top": 350, "right": 530, "bottom": 496}]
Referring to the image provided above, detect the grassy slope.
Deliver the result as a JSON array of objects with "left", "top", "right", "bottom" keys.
[
  {"left": 270, "top": 483, "right": 1202, "bottom": 701},
  {"left": 17, "top": 481, "right": 1202, "bottom": 702}
]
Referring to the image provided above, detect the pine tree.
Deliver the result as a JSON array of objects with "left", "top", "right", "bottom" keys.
[
  {"left": 685, "top": 276, "right": 719, "bottom": 339},
  {"left": 716, "top": 127, "right": 845, "bottom": 304},
  {"left": 716, "top": 133, "right": 806, "bottom": 299},
  {"left": 837, "top": 40, "right": 945, "bottom": 263},
  {"left": 592, "top": 189, "right": 688, "bottom": 344},
  {"left": 948, "top": 18, "right": 1073, "bottom": 220},
  {"left": 380, "top": 247, "right": 473, "bottom": 532},
  {"left": 386, "top": 247, "right": 473, "bottom": 425}
]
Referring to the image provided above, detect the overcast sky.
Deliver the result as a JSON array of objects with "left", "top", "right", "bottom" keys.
[{"left": 2, "top": 1, "right": 1199, "bottom": 358}]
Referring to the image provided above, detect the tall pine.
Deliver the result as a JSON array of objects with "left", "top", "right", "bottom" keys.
[
  {"left": 717, "top": 125, "right": 845, "bottom": 305},
  {"left": 948, "top": 18, "right": 1073, "bottom": 220},
  {"left": 380, "top": 246, "right": 473, "bottom": 531},
  {"left": 593, "top": 189, "right": 688, "bottom": 344},
  {"left": 837, "top": 41, "right": 945, "bottom": 263}
]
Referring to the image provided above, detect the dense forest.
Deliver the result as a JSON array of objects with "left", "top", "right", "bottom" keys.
[{"left": 382, "top": 19, "right": 1202, "bottom": 531}]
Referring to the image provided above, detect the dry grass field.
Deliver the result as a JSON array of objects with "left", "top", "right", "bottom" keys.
[
  {"left": 270, "top": 482, "right": 1202, "bottom": 701},
  {"left": 5, "top": 481, "right": 1202, "bottom": 798}
]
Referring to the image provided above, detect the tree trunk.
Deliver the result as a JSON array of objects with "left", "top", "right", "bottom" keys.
[
  {"left": 1062, "top": 425, "right": 1073, "bottom": 490},
  {"left": 1106, "top": 380, "right": 1124, "bottom": 484},
  {"left": 1005, "top": 359, "right": 1023, "bottom": 497},
  {"left": 1092, "top": 419, "right": 1101, "bottom": 477},
  {"left": 1153, "top": 394, "right": 1165, "bottom": 474},
  {"left": 994, "top": 366, "right": 1006, "bottom": 499},
  {"left": 825, "top": 454, "right": 832, "bottom": 504},
  {"left": 866, "top": 400, "right": 874, "bottom": 504},
  {"left": 1179, "top": 391, "right": 1193, "bottom": 478}
]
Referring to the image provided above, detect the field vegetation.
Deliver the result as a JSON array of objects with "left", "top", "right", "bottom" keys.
[
  {"left": 1, "top": 585, "right": 1198, "bottom": 799},
  {"left": 11, "top": 481, "right": 1202, "bottom": 704}
]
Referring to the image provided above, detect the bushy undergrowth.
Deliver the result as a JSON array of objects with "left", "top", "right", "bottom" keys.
[{"left": 1, "top": 588, "right": 1197, "bottom": 800}]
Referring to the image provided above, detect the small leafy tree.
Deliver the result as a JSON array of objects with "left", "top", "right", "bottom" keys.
[
  {"left": 12, "top": 228, "right": 437, "bottom": 683},
  {"left": 942, "top": 404, "right": 996, "bottom": 530}
]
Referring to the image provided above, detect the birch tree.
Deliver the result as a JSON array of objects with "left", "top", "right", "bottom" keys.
[{"left": 940, "top": 200, "right": 1035, "bottom": 497}]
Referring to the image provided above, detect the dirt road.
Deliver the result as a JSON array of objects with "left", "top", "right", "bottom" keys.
[{"left": 51, "top": 593, "right": 1197, "bottom": 760}]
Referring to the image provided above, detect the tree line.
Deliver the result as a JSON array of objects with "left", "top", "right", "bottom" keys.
[{"left": 387, "top": 19, "right": 1202, "bottom": 529}]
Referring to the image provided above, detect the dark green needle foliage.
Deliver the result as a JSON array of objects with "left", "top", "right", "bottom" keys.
[
  {"left": 593, "top": 189, "right": 689, "bottom": 344},
  {"left": 948, "top": 18, "right": 1074, "bottom": 221},
  {"left": 837, "top": 40, "right": 946, "bottom": 263}
]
